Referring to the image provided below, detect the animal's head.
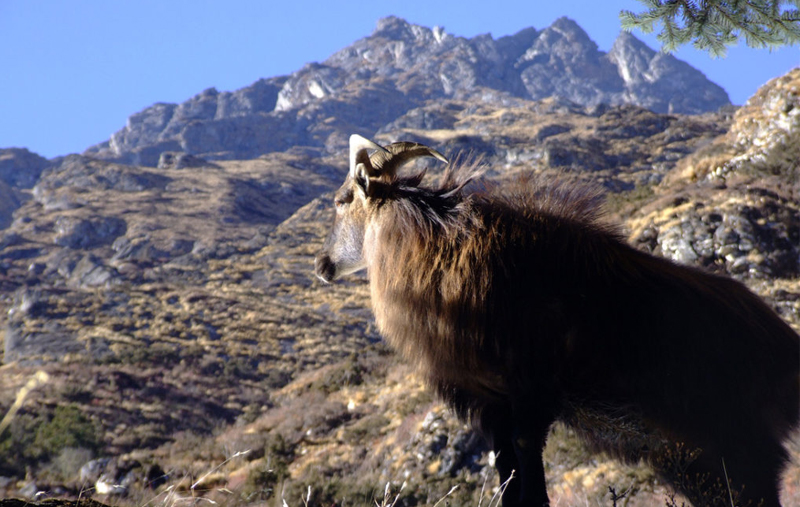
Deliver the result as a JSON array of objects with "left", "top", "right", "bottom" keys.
[{"left": 314, "top": 134, "right": 448, "bottom": 283}]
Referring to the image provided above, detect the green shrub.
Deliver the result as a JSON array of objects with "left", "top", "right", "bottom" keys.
[
  {"left": 242, "top": 434, "right": 293, "bottom": 501},
  {"left": 32, "top": 404, "right": 101, "bottom": 460},
  {"left": 0, "top": 404, "right": 100, "bottom": 477},
  {"left": 309, "top": 355, "right": 365, "bottom": 394},
  {"left": 0, "top": 412, "right": 39, "bottom": 476},
  {"left": 343, "top": 413, "right": 390, "bottom": 441},
  {"left": 116, "top": 342, "right": 180, "bottom": 366}
]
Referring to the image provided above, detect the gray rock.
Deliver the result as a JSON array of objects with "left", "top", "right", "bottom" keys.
[
  {"left": 0, "top": 180, "right": 24, "bottom": 229},
  {"left": 80, "top": 458, "right": 112, "bottom": 484},
  {"left": 54, "top": 216, "right": 127, "bottom": 249},
  {"left": 13, "top": 288, "right": 47, "bottom": 318},
  {"left": 1, "top": 232, "right": 25, "bottom": 250},
  {"left": 96, "top": 474, "right": 128, "bottom": 496},
  {"left": 111, "top": 236, "right": 194, "bottom": 263},
  {"left": 84, "top": 335, "right": 114, "bottom": 361},
  {"left": 275, "top": 63, "right": 347, "bottom": 112},
  {"left": 0, "top": 147, "right": 51, "bottom": 188},
  {"left": 68, "top": 254, "right": 117, "bottom": 288},
  {"left": 658, "top": 223, "right": 701, "bottom": 265},
  {"left": 636, "top": 200, "right": 799, "bottom": 279},
  {"left": 4, "top": 320, "right": 83, "bottom": 364},
  {"left": 534, "top": 124, "right": 571, "bottom": 141},
  {"left": 85, "top": 77, "right": 286, "bottom": 166},
  {"left": 377, "top": 103, "right": 464, "bottom": 132},
  {"left": 0, "top": 148, "right": 48, "bottom": 228},
  {"left": 517, "top": 20, "right": 729, "bottom": 114},
  {"left": 34, "top": 155, "right": 171, "bottom": 204},
  {"left": 35, "top": 192, "right": 87, "bottom": 212},
  {"left": 216, "top": 77, "right": 285, "bottom": 117},
  {"left": 606, "top": 32, "right": 730, "bottom": 114},
  {"left": 108, "top": 102, "right": 177, "bottom": 158},
  {"left": 17, "top": 482, "right": 43, "bottom": 500},
  {"left": 45, "top": 249, "right": 83, "bottom": 278},
  {"left": 93, "top": 459, "right": 141, "bottom": 496},
  {"left": 539, "top": 135, "right": 612, "bottom": 171},
  {"left": 95, "top": 167, "right": 171, "bottom": 191},
  {"left": 157, "top": 151, "right": 217, "bottom": 169},
  {"left": 406, "top": 409, "right": 486, "bottom": 477},
  {"left": 167, "top": 87, "right": 219, "bottom": 128}
]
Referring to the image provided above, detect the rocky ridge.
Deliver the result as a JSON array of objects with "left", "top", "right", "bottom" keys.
[{"left": 85, "top": 16, "right": 729, "bottom": 167}]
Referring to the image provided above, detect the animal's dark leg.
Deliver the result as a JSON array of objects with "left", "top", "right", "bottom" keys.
[
  {"left": 714, "top": 447, "right": 786, "bottom": 507},
  {"left": 480, "top": 403, "right": 554, "bottom": 507},
  {"left": 480, "top": 407, "right": 522, "bottom": 507},
  {"left": 510, "top": 413, "right": 551, "bottom": 507},
  {"left": 493, "top": 431, "right": 522, "bottom": 506},
  {"left": 659, "top": 439, "right": 785, "bottom": 507},
  {"left": 682, "top": 458, "right": 783, "bottom": 507}
]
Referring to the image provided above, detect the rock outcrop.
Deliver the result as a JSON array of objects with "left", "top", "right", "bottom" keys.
[
  {"left": 0, "top": 148, "right": 52, "bottom": 228},
  {"left": 0, "top": 148, "right": 51, "bottom": 189},
  {"left": 628, "top": 69, "right": 800, "bottom": 282}
]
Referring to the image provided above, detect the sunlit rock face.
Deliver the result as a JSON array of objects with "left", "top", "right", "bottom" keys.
[{"left": 84, "top": 16, "right": 730, "bottom": 167}]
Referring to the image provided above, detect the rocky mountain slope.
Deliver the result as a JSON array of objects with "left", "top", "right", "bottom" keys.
[
  {"left": 0, "top": 17, "right": 797, "bottom": 507},
  {"left": 84, "top": 16, "right": 729, "bottom": 167}
]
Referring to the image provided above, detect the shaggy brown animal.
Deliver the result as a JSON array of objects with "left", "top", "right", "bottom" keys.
[{"left": 315, "top": 135, "right": 800, "bottom": 507}]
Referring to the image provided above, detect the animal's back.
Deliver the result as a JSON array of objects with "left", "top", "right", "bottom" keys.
[
  {"left": 371, "top": 177, "right": 799, "bottom": 419},
  {"left": 482, "top": 200, "right": 800, "bottom": 441}
]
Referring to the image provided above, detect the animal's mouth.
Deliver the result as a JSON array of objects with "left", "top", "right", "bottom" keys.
[{"left": 314, "top": 254, "right": 336, "bottom": 283}]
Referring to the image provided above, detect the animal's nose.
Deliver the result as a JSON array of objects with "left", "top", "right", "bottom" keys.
[{"left": 315, "top": 254, "right": 336, "bottom": 283}]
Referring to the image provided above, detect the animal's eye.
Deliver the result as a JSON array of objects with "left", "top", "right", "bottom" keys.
[{"left": 334, "top": 190, "right": 354, "bottom": 208}]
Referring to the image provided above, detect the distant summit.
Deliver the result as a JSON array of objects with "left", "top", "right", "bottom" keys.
[{"left": 85, "top": 16, "right": 730, "bottom": 166}]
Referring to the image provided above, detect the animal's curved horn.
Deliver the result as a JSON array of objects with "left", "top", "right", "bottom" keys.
[
  {"left": 370, "top": 142, "right": 449, "bottom": 177},
  {"left": 350, "top": 134, "right": 390, "bottom": 178}
]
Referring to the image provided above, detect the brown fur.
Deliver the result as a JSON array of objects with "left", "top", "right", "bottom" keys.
[{"left": 317, "top": 155, "right": 800, "bottom": 507}]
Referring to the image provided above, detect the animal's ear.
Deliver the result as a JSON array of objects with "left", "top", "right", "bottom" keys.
[
  {"left": 354, "top": 162, "right": 370, "bottom": 197},
  {"left": 405, "top": 168, "right": 427, "bottom": 188}
]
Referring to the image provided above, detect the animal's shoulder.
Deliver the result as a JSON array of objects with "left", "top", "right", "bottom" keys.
[{"left": 476, "top": 175, "right": 609, "bottom": 229}]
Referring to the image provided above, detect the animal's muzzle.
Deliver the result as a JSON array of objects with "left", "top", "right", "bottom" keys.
[{"left": 315, "top": 254, "right": 336, "bottom": 283}]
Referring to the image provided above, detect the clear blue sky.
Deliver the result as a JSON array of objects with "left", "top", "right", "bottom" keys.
[{"left": 2, "top": 0, "right": 798, "bottom": 159}]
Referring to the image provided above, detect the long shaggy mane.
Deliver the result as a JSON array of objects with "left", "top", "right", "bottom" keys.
[{"left": 379, "top": 158, "right": 616, "bottom": 242}]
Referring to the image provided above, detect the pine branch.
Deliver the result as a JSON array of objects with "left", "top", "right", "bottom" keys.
[{"left": 620, "top": 0, "right": 800, "bottom": 54}]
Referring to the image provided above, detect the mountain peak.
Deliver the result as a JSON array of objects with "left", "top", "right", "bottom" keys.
[
  {"left": 85, "top": 16, "right": 731, "bottom": 165},
  {"left": 373, "top": 16, "right": 430, "bottom": 41},
  {"left": 551, "top": 16, "right": 588, "bottom": 33},
  {"left": 608, "top": 30, "right": 658, "bottom": 84},
  {"left": 548, "top": 16, "right": 597, "bottom": 47},
  {"left": 610, "top": 30, "right": 656, "bottom": 59},
  {"left": 374, "top": 15, "right": 409, "bottom": 33}
]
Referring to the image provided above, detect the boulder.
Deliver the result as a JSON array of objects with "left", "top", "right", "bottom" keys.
[
  {"left": 157, "top": 151, "right": 217, "bottom": 169},
  {"left": 54, "top": 216, "right": 127, "bottom": 249}
]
